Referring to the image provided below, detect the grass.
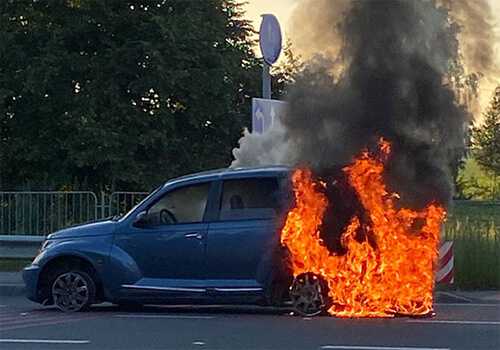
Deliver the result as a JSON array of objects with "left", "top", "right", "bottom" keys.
[
  {"left": 443, "top": 201, "right": 500, "bottom": 290},
  {"left": 0, "top": 258, "right": 33, "bottom": 272}
]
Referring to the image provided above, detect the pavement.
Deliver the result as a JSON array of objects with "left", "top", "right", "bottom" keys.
[
  {"left": 1, "top": 271, "right": 499, "bottom": 350},
  {"left": 0, "top": 296, "right": 499, "bottom": 350},
  {"left": 0, "top": 272, "right": 25, "bottom": 297}
]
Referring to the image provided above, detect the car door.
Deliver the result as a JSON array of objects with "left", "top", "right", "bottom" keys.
[
  {"left": 206, "top": 176, "right": 285, "bottom": 292},
  {"left": 113, "top": 181, "right": 212, "bottom": 291}
]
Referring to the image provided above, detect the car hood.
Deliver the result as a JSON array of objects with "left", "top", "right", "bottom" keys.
[{"left": 47, "top": 219, "right": 116, "bottom": 240}]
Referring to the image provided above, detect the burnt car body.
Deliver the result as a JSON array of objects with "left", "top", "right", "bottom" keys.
[{"left": 24, "top": 167, "right": 328, "bottom": 315}]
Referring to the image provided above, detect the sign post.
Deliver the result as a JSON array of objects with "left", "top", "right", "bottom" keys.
[{"left": 262, "top": 62, "right": 271, "bottom": 99}]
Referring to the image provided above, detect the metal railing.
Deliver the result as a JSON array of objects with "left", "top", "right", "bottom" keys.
[
  {"left": 0, "top": 191, "right": 148, "bottom": 237},
  {"left": 107, "top": 192, "right": 148, "bottom": 218},
  {"left": 0, "top": 192, "right": 98, "bottom": 236}
]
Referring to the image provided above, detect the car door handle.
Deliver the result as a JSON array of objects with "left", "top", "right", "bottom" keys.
[{"left": 184, "top": 232, "right": 203, "bottom": 240}]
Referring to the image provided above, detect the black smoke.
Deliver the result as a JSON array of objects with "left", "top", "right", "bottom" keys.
[
  {"left": 285, "top": 0, "right": 470, "bottom": 208},
  {"left": 234, "top": 0, "right": 478, "bottom": 210}
]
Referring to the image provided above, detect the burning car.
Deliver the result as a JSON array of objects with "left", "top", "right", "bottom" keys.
[
  {"left": 23, "top": 165, "right": 297, "bottom": 313},
  {"left": 23, "top": 139, "right": 445, "bottom": 317}
]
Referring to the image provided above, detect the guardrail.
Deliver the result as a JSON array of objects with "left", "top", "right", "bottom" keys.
[{"left": 0, "top": 235, "right": 45, "bottom": 258}]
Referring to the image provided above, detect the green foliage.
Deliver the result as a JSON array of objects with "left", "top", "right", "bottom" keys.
[
  {"left": 455, "top": 87, "right": 500, "bottom": 200},
  {"left": 471, "top": 86, "right": 500, "bottom": 177},
  {"left": 0, "top": 258, "right": 33, "bottom": 272},
  {"left": 444, "top": 201, "right": 500, "bottom": 289},
  {"left": 456, "top": 157, "right": 500, "bottom": 200},
  {"left": 0, "top": 0, "right": 261, "bottom": 191},
  {"left": 271, "top": 39, "right": 304, "bottom": 99}
]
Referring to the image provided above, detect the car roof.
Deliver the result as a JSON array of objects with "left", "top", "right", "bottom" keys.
[{"left": 163, "top": 166, "right": 291, "bottom": 188}]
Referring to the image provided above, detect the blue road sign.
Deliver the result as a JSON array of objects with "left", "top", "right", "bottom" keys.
[
  {"left": 259, "top": 14, "right": 282, "bottom": 65},
  {"left": 252, "top": 98, "right": 287, "bottom": 134}
]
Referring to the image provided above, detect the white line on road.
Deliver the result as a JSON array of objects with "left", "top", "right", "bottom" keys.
[
  {"left": 434, "top": 303, "right": 499, "bottom": 307},
  {"left": 436, "top": 291, "right": 473, "bottom": 302},
  {"left": 320, "top": 346, "right": 449, "bottom": 350},
  {"left": 114, "top": 314, "right": 215, "bottom": 319},
  {"left": 407, "top": 320, "right": 500, "bottom": 325},
  {"left": 0, "top": 339, "right": 90, "bottom": 344}
]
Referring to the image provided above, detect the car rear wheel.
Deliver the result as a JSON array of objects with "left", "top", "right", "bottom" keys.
[
  {"left": 51, "top": 270, "right": 95, "bottom": 312},
  {"left": 289, "top": 273, "right": 329, "bottom": 317}
]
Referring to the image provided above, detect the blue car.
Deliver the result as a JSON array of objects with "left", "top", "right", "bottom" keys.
[{"left": 23, "top": 167, "right": 330, "bottom": 316}]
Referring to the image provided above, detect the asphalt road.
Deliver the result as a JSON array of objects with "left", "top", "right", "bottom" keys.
[{"left": 0, "top": 296, "right": 499, "bottom": 350}]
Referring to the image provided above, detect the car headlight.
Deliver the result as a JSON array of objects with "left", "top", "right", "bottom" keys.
[
  {"left": 32, "top": 240, "right": 53, "bottom": 265},
  {"left": 39, "top": 240, "right": 53, "bottom": 252}
]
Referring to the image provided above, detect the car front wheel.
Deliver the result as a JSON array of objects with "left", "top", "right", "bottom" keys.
[{"left": 51, "top": 270, "right": 96, "bottom": 312}]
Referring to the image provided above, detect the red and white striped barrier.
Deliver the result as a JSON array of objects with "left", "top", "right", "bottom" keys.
[{"left": 436, "top": 241, "right": 454, "bottom": 284}]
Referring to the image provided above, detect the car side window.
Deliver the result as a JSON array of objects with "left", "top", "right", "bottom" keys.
[
  {"left": 146, "top": 183, "right": 210, "bottom": 225},
  {"left": 219, "top": 178, "right": 281, "bottom": 221}
]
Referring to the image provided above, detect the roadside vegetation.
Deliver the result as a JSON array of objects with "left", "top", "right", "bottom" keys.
[
  {"left": 0, "top": 258, "right": 32, "bottom": 272},
  {"left": 444, "top": 201, "right": 500, "bottom": 289},
  {"left": 447, "top": 86, "right": 500, "bottom": 290}
]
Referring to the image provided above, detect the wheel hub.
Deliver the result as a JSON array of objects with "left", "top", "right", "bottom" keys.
[
  {"left": 289, "top": 273, "right": 327, "bottom": 316},
  {"left": 52, "top": 272, "right": 89, "bottom": 312}
]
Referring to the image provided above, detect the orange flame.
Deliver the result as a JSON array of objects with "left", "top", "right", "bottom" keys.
[{"left": 281, "top": 138, "right": 446, "bottom": 317}]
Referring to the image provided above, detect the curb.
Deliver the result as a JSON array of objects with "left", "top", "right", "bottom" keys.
[{"left": 0, "top": 284, "right": 25, "bottom": 297}]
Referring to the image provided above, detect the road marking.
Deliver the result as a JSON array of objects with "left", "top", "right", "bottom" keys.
[
  {"left": 407, "top": 320, "right": 500, "bottom": 325},
  {"left": 434, "top": 303, "right": 499, "bottom": 307},
  {"left": 114, "top": 314, "right": 215, "bottom": 319},
  {"left": 320, "top": 346, "right": 449, "bottom": 350},
  {"left": 0, "top": 318, "right": 96, "bottom": 332},
  {"left": 0, "top": 312, "right": 101, "bottom": 331},
  {"left": 0, "top": 339, "right": 90, "bottom": 344},
  {"left": 436, "top": 291, "right": 473, "bottom": 302},
  {"left": 192, "top": 341, "right": 206, "bottom": 345}
]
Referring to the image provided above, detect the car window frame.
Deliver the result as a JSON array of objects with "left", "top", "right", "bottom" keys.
[{"left": 211, "top": 175, "right": 288, "bottom": 222}]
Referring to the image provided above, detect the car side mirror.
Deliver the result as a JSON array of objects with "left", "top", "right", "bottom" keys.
[{"left": 133, "top": 211, "right": 148, "bottom": 228}]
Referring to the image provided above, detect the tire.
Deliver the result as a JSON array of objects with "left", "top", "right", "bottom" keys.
[
  {"left": 289, "top": 273, "right": 330, "bottom": 317},
  {"left": 50, "top": 269, "right": 96, "bottom": 312}
]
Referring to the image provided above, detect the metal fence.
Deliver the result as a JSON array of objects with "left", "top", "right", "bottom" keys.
[
  {"left": 0, "top": 191, "right": 148, "bottom": 236},
  {"left": 1, "top": 192, "right": 498, "bottom": 240},
  {"left": 107, "top": 192, "right": 149, "bottom": 218}
]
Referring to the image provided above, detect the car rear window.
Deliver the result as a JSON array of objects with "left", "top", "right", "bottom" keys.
[{"left": 218, "top": 177, "right": 281, "bottom": 221}]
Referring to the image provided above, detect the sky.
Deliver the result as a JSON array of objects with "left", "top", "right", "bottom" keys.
[
  {"left": 244, "top": 0, "right": 500, "bottom": 53},
  {"left": 244, "top": 0, "right": 500, "bottom": 119},
  {"left": 244, "top": 0, "right": 298, "bottom": 49}
]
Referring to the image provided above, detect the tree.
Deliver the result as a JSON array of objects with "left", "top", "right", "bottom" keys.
[
  {"left": 0, "top": 0, "right": 261, "bottom": 191},
  {"left": 271, "top": 39, "right": 304, "bottom": 99},
  {"left": 471, "top": 85, "right": 500, "bottom": 197}
]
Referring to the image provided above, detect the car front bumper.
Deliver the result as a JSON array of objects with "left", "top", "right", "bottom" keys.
[{"left": 22, "top": 264, "right": 42, "bottom": 302}]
